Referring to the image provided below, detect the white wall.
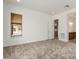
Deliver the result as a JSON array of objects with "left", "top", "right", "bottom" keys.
[
  {"left": 52, "top": 9, "right": 76, "bottom": 42},
  {"left": 3, "top": 3, "right": 52, "bottom": 47},
  {"left": 48, "top": 15, "right": 54, "bottom": 39}
]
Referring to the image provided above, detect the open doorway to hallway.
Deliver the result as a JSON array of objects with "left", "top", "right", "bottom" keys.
[
  {"left": 54, "top": 19, "right": 59, "bottom": 39},
  {"left": 68, "top": 12, "right": 76, "bottom": 43}
]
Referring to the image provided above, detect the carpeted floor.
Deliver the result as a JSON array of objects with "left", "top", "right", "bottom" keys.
[{"left": 3, "top": 39, "right": 76, "bottom": 59}]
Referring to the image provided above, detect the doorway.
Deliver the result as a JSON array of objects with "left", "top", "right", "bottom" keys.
[
  {"left": 54, "top": 19, "right": 59, "bottom": 39},
  {"left": 68, "top": 12, "right": 76, "bottom": 42}
]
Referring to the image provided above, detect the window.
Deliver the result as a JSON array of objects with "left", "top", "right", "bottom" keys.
[{"left": 11, "top": 13, "right": 22, "bottom": 36}]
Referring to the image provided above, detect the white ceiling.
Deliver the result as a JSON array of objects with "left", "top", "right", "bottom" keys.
[
  {"left": 68, "top": 12, "right": 76, "bottom": 17},
  {"left": 4, "top": 0, "right": 76, "bottom": 15}
]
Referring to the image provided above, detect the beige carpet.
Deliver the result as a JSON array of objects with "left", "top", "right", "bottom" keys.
[{"left": 3, "top": 39, "right": 76, "bottom": 59}]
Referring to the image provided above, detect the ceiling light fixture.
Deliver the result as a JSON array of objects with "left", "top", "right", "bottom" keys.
[
  {"left": 64, "top": 5, "right": 70, "bottom": 8},
  {"left": 17, "top": 0, "right": 20, "bottom": 2},
  {"left": 69, "top": 22, "right": 73, "bottom": 26}
]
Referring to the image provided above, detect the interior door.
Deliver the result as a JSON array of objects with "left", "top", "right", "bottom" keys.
[{"left": 54, "top": 19, "right": 58, "bottom": 39}]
